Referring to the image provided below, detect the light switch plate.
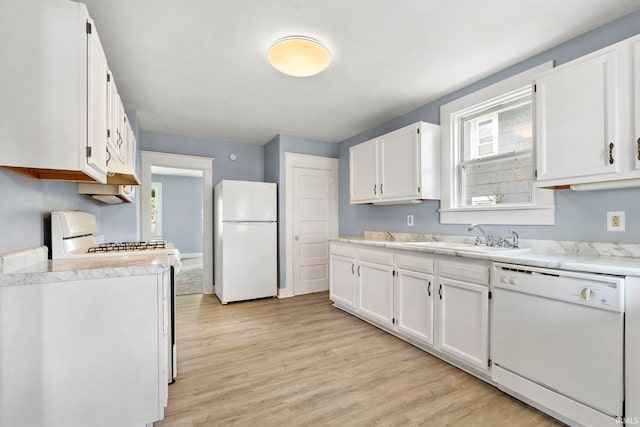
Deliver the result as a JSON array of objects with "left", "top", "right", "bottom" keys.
[{"left": 607, "top": 211, "right": 625, "bottom": 232}]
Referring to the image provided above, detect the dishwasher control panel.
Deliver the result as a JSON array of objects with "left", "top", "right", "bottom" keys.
[{"left": 492, "top": 263, "right": 625, "bottom": 312}]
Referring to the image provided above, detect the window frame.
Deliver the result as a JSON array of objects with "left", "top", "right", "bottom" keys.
[{"left": 439, "top": 61, "right": 555, "bottom": 225}]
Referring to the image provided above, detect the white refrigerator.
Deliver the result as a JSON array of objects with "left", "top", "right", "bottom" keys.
[{"left": 214, "top": 180, "right": 277, "bottom": 304}]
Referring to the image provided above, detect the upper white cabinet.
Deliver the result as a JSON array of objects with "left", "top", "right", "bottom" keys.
[
  {"left": 0, "top": 2, "right": 109, "bottom": 183},
  {"left": 634, "top": 38, "right": 640, "bottom": 173},
  {"left": 534, "top": 34, "right": 640, "bottom": 187},
  {"left": 349, "top": 122, "right": 440, "bottom": 204},
  {"left": 349, "top": 140, "right": 378, "bottom": 203}
]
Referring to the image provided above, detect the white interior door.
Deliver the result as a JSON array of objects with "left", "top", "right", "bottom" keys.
[{"left": 292, "top": 167, "right": 338, "bottom": 295}]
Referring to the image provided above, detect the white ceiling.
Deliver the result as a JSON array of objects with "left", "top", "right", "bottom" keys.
[{"left": 78, "top": 0, "right": 640, "bottom": 145}]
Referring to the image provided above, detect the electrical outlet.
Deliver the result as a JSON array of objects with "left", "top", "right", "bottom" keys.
[
  {"left": 607, "top": 211, "right": 625, "bottom": 232},
  {"left": 407, "top": 214, "right": 414, "bottom": 227}
]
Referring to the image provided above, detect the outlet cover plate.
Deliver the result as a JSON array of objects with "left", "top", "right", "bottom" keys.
[
  {"left": 407, "top": 214, "right": 414, "bottom": 227},
  {"left": 607, "top": 211, "right": 625, "bottom": 232}
]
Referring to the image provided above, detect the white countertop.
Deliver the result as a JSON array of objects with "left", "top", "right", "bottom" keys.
[
  {"left": 0, "top": 254, "right": 172, "bottom": 287},
  {"left": 333, "top": 236, "right": 640, "bottom": 277}
]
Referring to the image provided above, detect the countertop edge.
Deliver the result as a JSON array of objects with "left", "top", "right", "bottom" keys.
[{"left": 331, "top": 237, "right": 640, "bottom": 277}]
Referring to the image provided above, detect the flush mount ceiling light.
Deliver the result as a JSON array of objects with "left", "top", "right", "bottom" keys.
[{"left": 267, "top": 36, "right": 331, "bottom": 77}]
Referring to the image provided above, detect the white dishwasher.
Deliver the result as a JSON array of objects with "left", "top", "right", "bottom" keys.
[{"left": 491, "top": 263, "right": 625, "bottom": 427}]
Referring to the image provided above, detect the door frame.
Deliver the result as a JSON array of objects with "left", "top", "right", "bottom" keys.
[
  {"left": 280, "top": 153, "right": 339, "bottom": 298},
  {"left": 141, "top": 151, "right": 215, "bottom": 294}
]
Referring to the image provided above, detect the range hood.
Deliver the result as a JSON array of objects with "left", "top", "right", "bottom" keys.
[
  {"left": 78, "top": 160, "right": 139, "bottom": 204},
  {"left": 105, "top": 160, "right": 140, "bottom": 186},
  {"left": 78, "top": 182, "right": 135, "bottom": 204}
]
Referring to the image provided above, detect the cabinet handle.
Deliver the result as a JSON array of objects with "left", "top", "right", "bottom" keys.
[
  {"left": 438, "top": 284, "right": 442, "bottom": 300},
  {"left": 427, "top": 281, "right": 431, "bottom": 297},
  {"left": 373, "top": 184, "right": 377, "bottom": 195},
  {"left": 357, "top": 265, "right": 361, "bottom": 276},
  {"left": 380, "top": 184, "right": 383, "bottom": 194},
  {"left": 609, "top": 142, "right": 614, "bottom": 164},
  {"left": 637, "top": 138, "right": 640, "bottom": 161},
  {"left": 106, "top": 149, "right": 111, "bottom": 164},
  {"left": 351, "top": 264, "right": 355, "bottom": 275}
]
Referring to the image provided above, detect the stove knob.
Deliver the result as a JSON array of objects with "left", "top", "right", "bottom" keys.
[{"left": 579, "top": 287, "right": 594, "bottom": 301}]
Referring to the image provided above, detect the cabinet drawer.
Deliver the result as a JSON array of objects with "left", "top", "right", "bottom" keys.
[
  {"left": 330, "top": 242, "right": 356, "bottom": 258},
  {"left": 395, "top": 253, "right": 433, "bottom": 274},
  {"left": 357, "top": 247, "right": 394, "bottom": 266},
  {"left": 437, "top": 258, "right": 489, "bottom": 285}
]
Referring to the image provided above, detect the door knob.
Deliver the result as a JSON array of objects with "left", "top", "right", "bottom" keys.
[{"left": 295, "top": 235, "right": 300, "bottom": 241}]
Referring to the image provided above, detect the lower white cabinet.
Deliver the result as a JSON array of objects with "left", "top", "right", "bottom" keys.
[
  {"left": 329, "top": 252, "right": 356, "bottom": 308},
  {"left": 395, "top": 253, "right": 435, "bottom": 345},
  {"left": 0, "top": 273, "right": 168, "bottom": 427},
  {"left": 357, "top": 260, "right": 394, "bottom": 326},
  {"left": 329, "top": 241, "right": 490, "bottom": 376},
  {"left": 436, "top": 277, "right": 490, "bottom": 372},
  {"left": 436, "top": 258, "right": 490, "bottom": 372}
]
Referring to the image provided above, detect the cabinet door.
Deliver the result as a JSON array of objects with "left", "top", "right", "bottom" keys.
[
  {"left": 535, "top": 48, "right": 619, "bottom": 184},
  {"left": 379, "top": 125, "right": 420, "bottom": 200},
  {"left": 633, "top": 38, "right": 640, "bottom": 172},
  {"left": 437, "top": 277, "right": 489, "bottom": 372},
  {"left": 357, "top": 261, "right": 394, "bottom": 326},
  {"left": 86, "top": 19, "right": 108, "bottom": 177},
  {"left": 329, "top": 254, "right": 356, "bottom": 308},
  {"left": 396, "top": 268, "right": 434, "bottom": 345},
  {"left": 350, "top": 139, "right": 378, "bottom": 203}
]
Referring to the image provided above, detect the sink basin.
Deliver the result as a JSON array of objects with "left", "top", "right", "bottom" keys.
[
  {"left": 402, "top": 241, "right": 528, "bottom": 255},
  {"left": 402, "top": 241, "right": 467, "bottom": 248}
]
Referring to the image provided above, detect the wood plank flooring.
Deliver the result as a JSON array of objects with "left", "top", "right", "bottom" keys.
[{"left": 155, "top": 292, "right": 563, "bottom": 426}]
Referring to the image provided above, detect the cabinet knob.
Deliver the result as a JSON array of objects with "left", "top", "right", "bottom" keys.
[
  {"left": 637, "top": 138, "right": 640, "bottom": 161},
  {"left": 295, "top": 235, "right": 300, "bottom": 241},
  {"left": 609, "top": 142, "right": 614, "bottom": 164}
]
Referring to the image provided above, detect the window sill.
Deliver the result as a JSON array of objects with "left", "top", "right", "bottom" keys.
[{"left": 439, "top": 204, "right": 555, "bottom": 225}]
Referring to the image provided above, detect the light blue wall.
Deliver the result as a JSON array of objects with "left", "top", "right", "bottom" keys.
[
  {"left": 141, "top": 131, "right": 264, "bottom": 185},
  {"left": 339, "top": 10, "right": 640, "bottom": 243},
  {"left": 0, "top": 171, "right": 102, "bottom": 254},
  {"left": 151, "top": 174, "right": 203, "bottom": 254},
  {"left": 265, "top": 134, "right": 339, "bottom": 287}
]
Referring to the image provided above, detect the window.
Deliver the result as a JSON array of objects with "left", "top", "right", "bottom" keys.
[
  {"left": 150, "top": 182, "right": 163, "bottom": 238},
  {"left": 440, "top": 62, "right": 555, "bottom": 225}
]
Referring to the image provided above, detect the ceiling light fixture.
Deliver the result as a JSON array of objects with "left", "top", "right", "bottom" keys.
[{"left": 267, "top": 36, "right": 331, "bottom": 77}]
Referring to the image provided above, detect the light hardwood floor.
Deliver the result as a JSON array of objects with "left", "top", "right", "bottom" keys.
[{"left": 155, "top": 292, "right": 563, "bottom": 426}]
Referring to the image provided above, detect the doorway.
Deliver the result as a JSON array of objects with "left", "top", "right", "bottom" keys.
[
  {"left": 151, "top": 166, "right": 203, "bottom": 294},
  {"left": 141, "top": 151, "right": 214, "bottom": 294}
]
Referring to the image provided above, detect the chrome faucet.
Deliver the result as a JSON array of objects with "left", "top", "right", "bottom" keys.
[{"left": 468, "top": 223, "right": 492, "bottom": 246}]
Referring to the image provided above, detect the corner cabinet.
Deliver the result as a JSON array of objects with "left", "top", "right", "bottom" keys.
[
  {"left": 349, "top": 122, "right": 440, "bottom": 204},
  {"left": 534, "top": 34, "right": 640, "bottom": 187}
]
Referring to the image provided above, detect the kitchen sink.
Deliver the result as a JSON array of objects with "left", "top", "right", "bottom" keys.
[{"left": 402, "top": 241, "right": 527, "bottom": 255}]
